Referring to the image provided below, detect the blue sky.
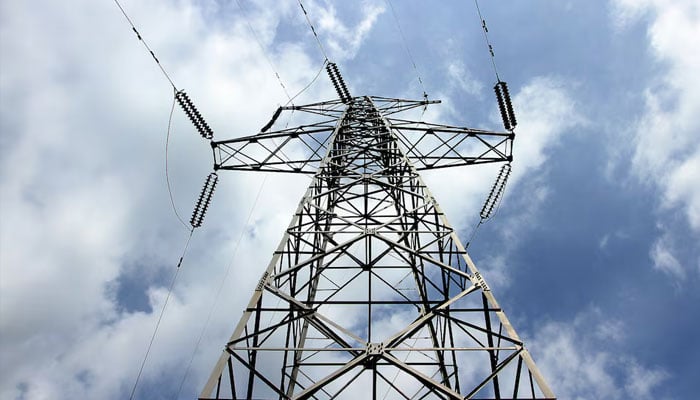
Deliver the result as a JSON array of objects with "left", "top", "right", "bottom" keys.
[{"left": 1, "top": 0, "right": 699, "bottom": 399}]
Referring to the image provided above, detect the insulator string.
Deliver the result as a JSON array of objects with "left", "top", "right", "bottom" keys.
[
  {"left": 190, "top": 172, "right": 218, "bottom": 228},
  {"left": 175, "top": 90, "right": 214, "bottom": 140},
  {"left": 261, "top": 107, "right": 283, "bottom": 133},
  {"left": 326, "top": 62, "right": 352, "bottom": 103},
  {"left": 480, "top": 163, "right": 511, "bottom": 221},
  {"left": 466, "top": 163, "right": 512, "bottom": 250}
]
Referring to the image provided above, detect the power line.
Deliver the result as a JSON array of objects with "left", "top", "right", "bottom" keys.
[
  {"left": 175, "top": 174, "right": 269, "bottom": 398},
  {"left": 297, "top": 0, "right": 329, "bottom": 61},
  {"left": 473, "top": 0, "right": 501, "bottom": 82},
  {"left": 113, "top": 0, "right": 178, "bottom": 89},
  {"left": 129, "top": 228, "right": 194, "bottom": 400},
  {"left": 164, "top": 89, "right": 190, "bottom": 230},
  {"left": 384, "top": 0, "right": 428, "bottom": 99},
  {"left": 233, "top": 1, "right": 326, "bottom": 107},
  {"left": 233, "top": 0, "right": 292, "bottom": 102}
]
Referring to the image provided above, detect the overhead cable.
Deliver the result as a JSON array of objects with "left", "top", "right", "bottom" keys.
[
  {"left": 112, "top": 0, "right": 178, "bottom": 89},
  {"left": 129, "top": 229, "right": 194, "bottom": 400},
  {"left": 384, "top": 0, "right": 428, "bottom": 100},
  {"left": 165, "top": 90, "right": 190, "bottom": 229},
  {"left": 473, "top": 0, "right": 501, "bottom": 82},
  {"left": 297, "top": 0, "right": 330, "bottom": 61}
]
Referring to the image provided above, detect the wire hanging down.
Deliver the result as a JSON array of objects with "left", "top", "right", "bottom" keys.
[
  {"left": 326, "top": 62, "right": 352, "bottom": 103},
  {"left": 191, "top": 172, "right": 218, "bottom": 228},
  {"left": 176, "top": 90, "right": 214, "bottom": 140},
  {"left": 480, "top": 163, "right": 511, "bottom": 220},
  {"left": 494, "top": 81, "right": 517, "bottom": 131}
]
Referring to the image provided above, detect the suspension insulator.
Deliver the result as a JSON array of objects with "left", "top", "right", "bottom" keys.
[
  {"left": 494, "top": 81, "right": 517, "bottom": 131},
  {"left": 190, "top": 172, "right": 218, "bottom": 228},
  {"left": 480, "top": 163, "right": 511, "bottom": 220},
  {"left": 261, "top": 107, "right": 282, "bottom": 133},
  {"left": 501, "top": 81, "right": 517, "bottom": 128},
  {"left": 176, "top": 90, "right": 214, "bottom": 140},
  {"left": 326, "top": 62, "right": 352, "bottom": 103}
]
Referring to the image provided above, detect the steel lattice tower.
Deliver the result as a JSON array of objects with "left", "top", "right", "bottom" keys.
[{"left": 198, "top": 90, "right": 555, "bottom": 399}]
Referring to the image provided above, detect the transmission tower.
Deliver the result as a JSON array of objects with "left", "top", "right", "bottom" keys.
[{"left": 196, "top": 66, "right": 555, "bottom": 399}]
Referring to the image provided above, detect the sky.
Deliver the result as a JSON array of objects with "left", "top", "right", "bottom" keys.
[{"left": 1, "top": 0, "right": 699, "bottom": 399}]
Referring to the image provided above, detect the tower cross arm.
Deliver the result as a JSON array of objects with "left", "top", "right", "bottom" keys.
[
  {"left": 212, "top": 121, "right": 336, "bottom": 174},
  {"left": 388, "top": 119, "right": 514, "bottom": 170}
]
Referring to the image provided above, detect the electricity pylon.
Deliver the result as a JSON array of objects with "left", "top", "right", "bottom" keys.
[{"left": 198, "top": 77, "right": 555, "bottom": 399}]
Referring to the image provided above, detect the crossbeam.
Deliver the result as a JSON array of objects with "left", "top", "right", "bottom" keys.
[{"left": 212, "top": 96, "right": 512, "bottom": 174}]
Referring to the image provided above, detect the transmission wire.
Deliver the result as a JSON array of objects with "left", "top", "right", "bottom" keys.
[
  {"left": 464, "top": 1, "right": 516, "bottom": 250},
  {"left": 384, "top": 0, "right": 428, "bottom": 99},
  {"left": 297, "top": 0, "right": 329, "bottom": 61},
  {"left": 165, "top": 89, "right": 190, "bottom": 230},
  {"left": 232, "top": 0, "right": 328, "bottom": 172},
  {"left": 175, "top": 175, "right": 269, "bottom": 398},
  {"left": 129, "top": 228, "right": 195, "bottom": 400},
  {"left": 113, "top": 0, "right": 178, "bottom": 90},
  {"left": 473, "top": 0, "right": 501, "bottom": 82},
  {"left": 285, "top": 59, "right": 328, "bottom": 107},
  {"left": 233, "top": 0, "right": 292, "bottom": 102}
]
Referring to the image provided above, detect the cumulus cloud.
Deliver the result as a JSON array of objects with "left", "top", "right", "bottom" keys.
[
  {"left": 0, "top": 0, "right": 322, "bottom": 398},
  {"left": 608, "top": 0, "right": 700, "bottom": 285},
  {"left": 650, "top": 231, "right": 685, "bottom": 280},
  {"left": 422, "top": 76, "right": 583, "bottom": 237},
  {"left": 530, "top": 309, "right": 668, "bottom": 399},
  {"left": 612, "top": 0, "right": 700, "bottom": 230},
  {"left": 446, "top": 61, "right": 482, "bottom": 96},
  {"left": 311, "top": 0, "right": 385, "bottom": 62}
]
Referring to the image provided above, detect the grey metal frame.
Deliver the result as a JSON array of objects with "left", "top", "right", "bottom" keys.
[{"left": 200, "top": 96, "right": 555, "bottom": 399}]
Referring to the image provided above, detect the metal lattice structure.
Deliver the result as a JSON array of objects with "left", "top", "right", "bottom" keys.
[{"left": 199, "top": 95, "right": 555, "bottom": 399}]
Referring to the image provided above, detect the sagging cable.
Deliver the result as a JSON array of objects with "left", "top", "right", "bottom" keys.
[
  {"left": 326, "top": 62, "right": 352, "bottom": 103},
  {"left": 261, "top": 107, "right": 283, "bottom": 133},
  {"left": 190, "top": 172, "right": 218, "bottom": 228},
  {"left": 176, "top": 90, "right": 214, "bottom": 140},
  {"left": 494, "top": 81, "right": 517, "bottom": 131},
  {"left": 480, "top": 163, "right": 511, "bottom": 221}
]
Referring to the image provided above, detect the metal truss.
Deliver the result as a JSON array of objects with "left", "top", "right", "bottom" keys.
[{"left": 200, "top": 96, "right": 554, "bottom": 399}]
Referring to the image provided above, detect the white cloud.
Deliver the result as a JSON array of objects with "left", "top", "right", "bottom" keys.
[
  {"left": 611, "top": 0, "right": 700, "bottom": 232},
  {"left": 510, "top": 76, "right": 586, "bottom": 176},
  {"left": 529, "top": 309, "right": 668, "bottom": 399},
  {"left": 446, "top": 61, "right": 482, "bottom": 96},
  {"left": 0, "top": 1, "right": 321, "bottom": 399},
  {"left": 650, "top": 233, "right": 685, "bottom": 280},
  {"left": 312, "top": 0, "right": 385, "bottom": 62},
  {"left": 422, "top": 76, "right": 583, "bottom": 237}
]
